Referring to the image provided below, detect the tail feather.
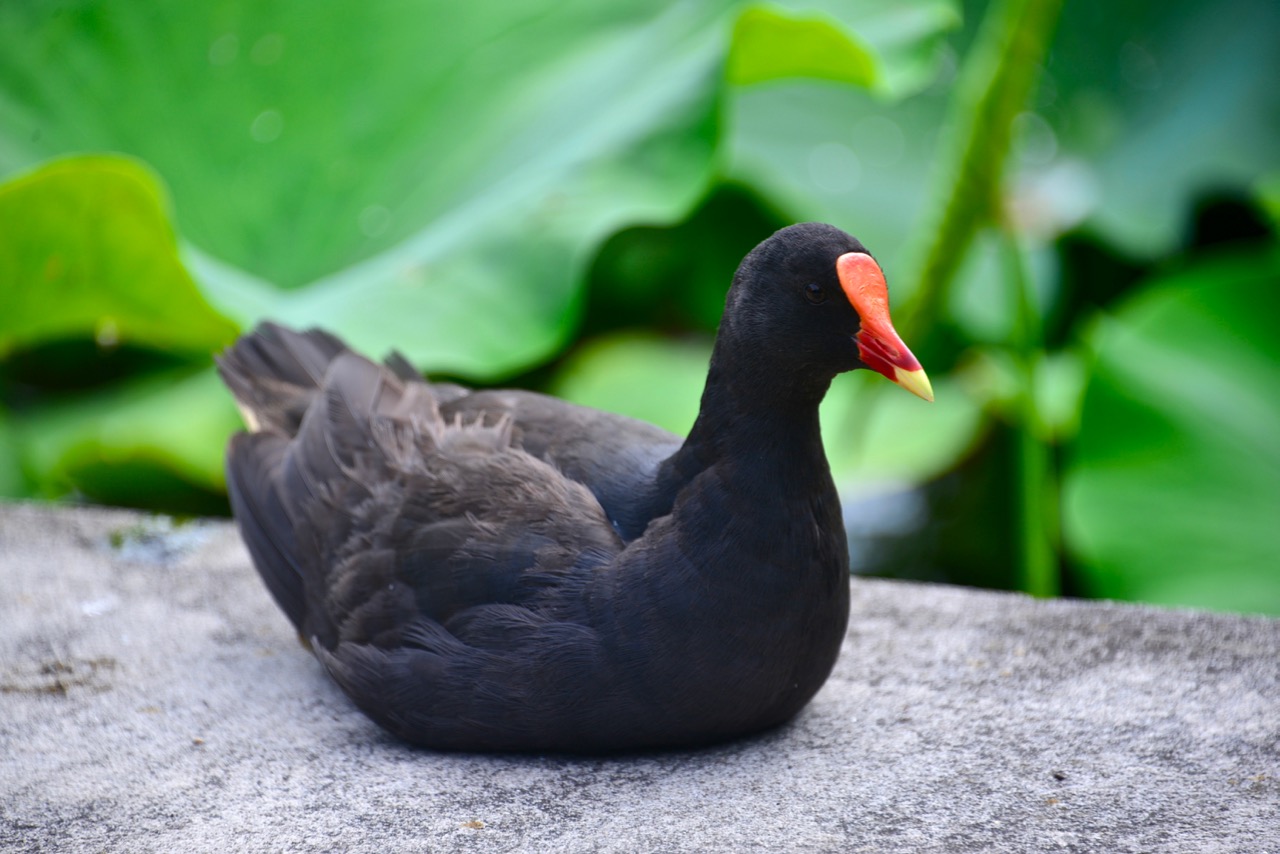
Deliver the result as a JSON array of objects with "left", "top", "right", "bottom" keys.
[
  {"left": 216, "top": 322, "right": 350, "bottom": 435},
  {"left": 219, "top": 322, "right": 478, "bottom": 641},
  {"left": 219, "top": 324, "right": 362, "bottom": 634}
]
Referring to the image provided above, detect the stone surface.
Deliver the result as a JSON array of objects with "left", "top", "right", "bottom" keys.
[{"left": 0, "top": 503, "right": 1276, "bottom": 853}]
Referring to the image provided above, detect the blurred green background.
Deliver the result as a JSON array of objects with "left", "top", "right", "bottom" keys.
[{"left": 1, "top": 0, "right": 1277, "bottom": 614}]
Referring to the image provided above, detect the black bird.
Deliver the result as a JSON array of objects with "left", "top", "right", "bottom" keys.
[{"left": 217, "top": 222, "right": 932, "bottom": 753}]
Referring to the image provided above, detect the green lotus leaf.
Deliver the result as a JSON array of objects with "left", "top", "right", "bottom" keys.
[
  {"left": 1063, "top": 249, "right": 1280, "bottom": 615},
  {"left": 0, "top": 156, "right": 238, "bottom": 358},
  {"left": 0, "top": 0, "right": 958, "bottom": 379},
  {"left": 17, "top": 366, "right": 242, "bottom": 503}
]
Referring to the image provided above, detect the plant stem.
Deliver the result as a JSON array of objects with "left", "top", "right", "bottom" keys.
[
  {"left": 899, "top": 0, "right": 1064, "bottom": 341},
  {"left": 886, "top": 0, "right": 1064, "bottom": 596},
  {"left": 1003, "top": 233, "right": 1059, "bottom": 597}
]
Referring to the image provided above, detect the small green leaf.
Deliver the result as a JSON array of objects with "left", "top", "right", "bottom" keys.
[
  {"left": 0, "top": 155, "right": 239, "bottom": 357},
  {"left": 17, "top": 366, "right": 242, "bottom": 498},
  {"left": 727, "top": 6, "right": 878, "bottom": 88},
  {"left": 734, "top": 0, "right": 962, "bottom": 97}
]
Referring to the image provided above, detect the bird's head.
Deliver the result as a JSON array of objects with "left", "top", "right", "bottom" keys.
[{"left": 725, "top": 222, "right": 932, "bottom": 402}]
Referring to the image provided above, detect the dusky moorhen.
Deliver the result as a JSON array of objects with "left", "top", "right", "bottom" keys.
[{"left": 218, "top": 222, "right": 931, "bottom": 753}]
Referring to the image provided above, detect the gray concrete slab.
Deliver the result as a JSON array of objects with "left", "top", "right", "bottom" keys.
[{"left": 0, "top": 503, "right": 1276, "bottom": 853}]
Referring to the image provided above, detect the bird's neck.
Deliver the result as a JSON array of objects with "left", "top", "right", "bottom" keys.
[
  {"left": 655, "top": 332, "right": 839, "bottom": 512},
  {"left": 638, "top": 329, "right": 850, "bottom": 617}
]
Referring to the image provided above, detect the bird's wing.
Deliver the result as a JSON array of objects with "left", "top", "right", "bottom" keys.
[
  {"left": 224, "top": 340, "right": 625, "bottom": 652},
  {"left": 440, "top": 389, "right": 684, "bottom": 538}
]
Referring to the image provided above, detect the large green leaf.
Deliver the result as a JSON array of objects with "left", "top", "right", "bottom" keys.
[
  {"left": 1063, "top": 249, "right": 1280, "bottom": 615},
  {"left": 1, "top": 1, "right": 731, "bottom": 376},
  {"left": 0, "top": 0, "right": 958, "bottom": 381},
  {"left": 1042, "top": 0, "right": 1280, "bottom": 256},
  {"left": 0, "top": 156, "right": 238, "bottom": 357},
  {"left": 0, "top": 2, "right": 708, "bottom": 289},
  {"left": 0, "top": 0, "right": 962, "bottom": 507}
]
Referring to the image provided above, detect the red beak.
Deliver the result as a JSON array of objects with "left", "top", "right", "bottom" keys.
[{"left": 837, "top": 252, "right": 933, "bottom": 402}]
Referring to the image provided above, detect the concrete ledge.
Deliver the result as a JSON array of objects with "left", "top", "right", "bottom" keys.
[{"left": 1, "top": 504, "right": 1276, "bottom": 853}]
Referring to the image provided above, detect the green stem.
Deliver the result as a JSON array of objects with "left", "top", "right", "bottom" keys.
[
  {"left": 886, "top": 0, "right": 1064, "bottom": 595},
  {"left": 899, "top": 0, "right": 1064, "bottom": 341},
  {"left": 1002, "top": 234, "right": 1058, "bottom": 597}
]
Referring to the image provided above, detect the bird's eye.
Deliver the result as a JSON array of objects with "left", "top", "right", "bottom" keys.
[{"left": 803, "top": 283, "right": 827, "bottom": 304}]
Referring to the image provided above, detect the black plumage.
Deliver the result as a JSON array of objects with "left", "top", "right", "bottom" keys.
[{"left": 218, "top": 222, "right": 930, "bottom": 752}]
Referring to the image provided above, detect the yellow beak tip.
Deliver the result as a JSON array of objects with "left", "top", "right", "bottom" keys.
[{"left": 893, "top": 366, "right": 934, "bottom": 402}]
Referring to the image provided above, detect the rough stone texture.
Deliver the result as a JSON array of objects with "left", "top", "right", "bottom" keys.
[{"left": 0, "top": 503, "right": 1276, "bottom": 853}]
